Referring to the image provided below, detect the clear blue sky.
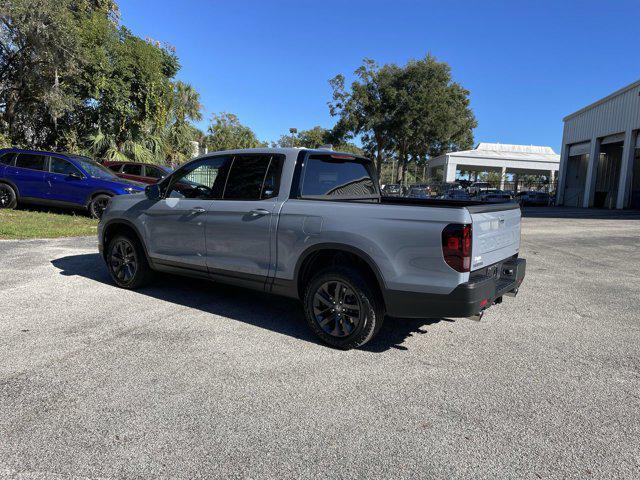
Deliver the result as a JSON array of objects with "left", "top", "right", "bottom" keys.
[{"left": 119, "top": 0, "right": 640, "bottom": 152}]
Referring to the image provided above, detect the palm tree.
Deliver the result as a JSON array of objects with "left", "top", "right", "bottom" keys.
[
  {"left": 87, "top": 123, "right": 165, "bottom": 163},
  {"left": 172, "top": 81, "right": 203, "bottom": 124},
  {"left": 85, "top": 81, "right": 203, "bottom": 165}
]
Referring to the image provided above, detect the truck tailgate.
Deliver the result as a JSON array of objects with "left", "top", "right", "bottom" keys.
[{"left": 468, "top": 204, "right": 521, "bottom": 270}]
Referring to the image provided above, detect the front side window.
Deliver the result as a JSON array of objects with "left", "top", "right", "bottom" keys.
[
  {"left": 300, "top": 155, "right": 377, "bottom": 198},
  {"left": 15, "top": 153, "right": 46, "bottom": 171},
  {"left": 223, "top": 155, "right": 283, "bottom": 200},
  {"left": 69, "top": 156, "right": 119, "bottom": 180},
  {"left": 50, "top": 157, "right": 82, "bottom": 176},
  {"left": 107, "top": 164, "right": 122, "bottom": 172},
  {"left": 165, "top": 156, "right": 230, "bottom": 200}
]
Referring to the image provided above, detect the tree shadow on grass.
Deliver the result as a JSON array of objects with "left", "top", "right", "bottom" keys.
[
  {"left": 51, "top": 252, "right": 446, "bottom": 352},
  {"left": 17, "top": 203, "right": 92, "bottom": 218}
]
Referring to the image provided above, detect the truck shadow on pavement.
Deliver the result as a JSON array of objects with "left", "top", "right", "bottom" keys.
[{"left": 51, "top": 253, "right": 445, "bottom": 353}]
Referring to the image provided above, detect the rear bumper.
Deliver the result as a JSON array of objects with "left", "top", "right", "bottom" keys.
[{"left": 385, "top": 258, "right": 526, "bottom": 318}]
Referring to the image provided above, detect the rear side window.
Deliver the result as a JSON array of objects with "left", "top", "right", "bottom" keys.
[
  {"left": 15, "top": 153, "right": 46, "bottom": 171},
  {"left": 0, "top": 152, "right": 16, "bottom": 166},
  {"left": 50, "top": 157, "right": 81, "bottom": 176},
  {"left": 145, "top": 165, "right": 166, "bottom": 179},
  {"left": 223, "top": 155, "right": 283, "bottom": 200},
  {"left": 300, "top": 155, "right": 377, "bottom": 198},
  {"left": 122, "top": 164, "right": 142, "bottom": 175},
  {"left": 261, "top": 156, "right": 283, "bottom": 199}
]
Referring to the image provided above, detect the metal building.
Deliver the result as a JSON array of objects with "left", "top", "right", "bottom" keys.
[
  {"left": 557, "top": 79, "right": 640, "bottom": 209},
  {"left": 426, "top": 143, "right": 560, "bottom": 188}
]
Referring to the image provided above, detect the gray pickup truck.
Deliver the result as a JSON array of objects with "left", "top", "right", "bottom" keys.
[{"left": 98, "top": 148, "right": 525, "bottom": 349}]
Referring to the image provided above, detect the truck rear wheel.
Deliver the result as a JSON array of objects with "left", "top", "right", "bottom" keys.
[{"left": 303, "top": 266, "right": 384, "bottom": 349}]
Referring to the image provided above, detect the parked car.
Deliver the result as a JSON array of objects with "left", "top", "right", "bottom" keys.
[
  {"left": 0, "top": 148, "right": 145, "bottom": 218},
  {"left": 516, "top": 191, "right": 550, "bottom": 206},
  {"left": 409, "top": 183, "right": 443, "bottom": 198},
  {"left": 380, "top": 183, "right": 403, "bottom": 197},
  {"left": 99, "top": 148, "right": 526, "bottom": 349},
  {"left": 468, "top": 181, "right": 492, "bottom": 196},
  {"left": 443, "top": 189, "right": 471, "bottom": 201},
  {"left": 407, "top": 185, "right": 430, "bottom": 198},
  {"left": 478, "top": 189, "right": 513, "bottom": 203},
  {"left": 103, "top": 161, "right": 172, "bottom": 185}
]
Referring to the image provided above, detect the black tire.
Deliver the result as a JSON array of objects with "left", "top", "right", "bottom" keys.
[
  {"left": 89, "top": 194, "right": 111, "bottom": 219},
  {"left": 106, "top": 234, "right": 154, "bottom": 289},
  {"left": 303, "top": 266, "right": 384, "bottom": 349},
  {"left": 0, "top": 183, "right": 17, "bottom": 209}
]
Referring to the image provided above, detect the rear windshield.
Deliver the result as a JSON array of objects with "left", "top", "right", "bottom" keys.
[{"left": 300, "top": 154, "right": 378, "bottom": 199}]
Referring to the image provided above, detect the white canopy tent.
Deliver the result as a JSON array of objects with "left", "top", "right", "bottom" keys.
[{"left": 426, "top": 143, "right": 560, "bottom": 187}]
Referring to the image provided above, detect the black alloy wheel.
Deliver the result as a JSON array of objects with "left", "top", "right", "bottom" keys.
[
  {"left": 90, "top": 194, "right": 111, "bottom": 219},
  {"left": 109, "top": 238, "right": 138, "bottom": 286},
  {"left": 303, "top": 266, "right": 384, "bottom": 349},
  {"left": 0, "top": 184, "right": 17, "bottom": 209},
  {"left": 312, "top": 280, "right": 363, "bottom": 338}
]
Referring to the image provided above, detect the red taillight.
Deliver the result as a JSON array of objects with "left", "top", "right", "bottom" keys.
[{"left": 442, "top": 223, "right": 472, "bottom": 272}]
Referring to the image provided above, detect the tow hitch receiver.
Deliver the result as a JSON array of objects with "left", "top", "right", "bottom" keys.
[
  {"left": 505, "top": 288, "right": 518, "bottom": 298},
  {"left": 468, "top": 311, "right": 484, "bottom": 321}
]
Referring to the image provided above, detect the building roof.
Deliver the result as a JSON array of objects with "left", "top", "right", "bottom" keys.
[
  {"left": 563, "top": 78, "right": 640, "bottom": 122},
  {"left": 442, "top": 143, "right": 559, "bottom": 162},
  {"left": 425, "top": 142, "right": 560, "bottom": 174},
  {"left": 475, "top": 143, "right": 556, "bottom": 155}
]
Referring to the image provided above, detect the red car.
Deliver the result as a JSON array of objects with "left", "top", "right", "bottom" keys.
[{"left": 102, "top": 161, "right": 172, "bottom": 185}]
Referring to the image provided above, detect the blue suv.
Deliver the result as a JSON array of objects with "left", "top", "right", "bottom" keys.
[{"left": 0, "top": 149, "right": 145, "bottom": 218}]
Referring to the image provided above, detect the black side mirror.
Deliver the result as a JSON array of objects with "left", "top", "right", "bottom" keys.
[
  {"left": 145, "top": 183, "right": 161, "bottom": 200},
  {"left": 68, "top": 172, "right": 83, "bottom": 180}
]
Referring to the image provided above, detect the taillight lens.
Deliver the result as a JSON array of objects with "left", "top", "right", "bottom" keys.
[{"left": 442, "top": 223, "right": 472, "bottom": 272}]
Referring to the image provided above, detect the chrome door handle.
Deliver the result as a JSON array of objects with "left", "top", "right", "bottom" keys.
[
  {"left": 191, "top": 207, "right": 206, "bottom": 214},
  {"left": 249, "top": 208, "right": 271, "bottom": 216}
]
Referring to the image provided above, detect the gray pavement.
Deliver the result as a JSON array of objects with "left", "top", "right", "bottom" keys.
[{"left": 1, "top": 214, "right": 639, "bottom": 479}]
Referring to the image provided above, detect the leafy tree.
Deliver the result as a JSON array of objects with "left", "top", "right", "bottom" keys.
[
  {"left": 275, "top": 125, "right": 362, "bottom": 155},
  {"left": 206, "top": 112, "right": 266, "bottom": 151},
  {"left": 329, "top": 59, "right": 396, "bottom": 177},
  {"left": 388, "top": 56, "right": 476, "bottom": 183},
  {"left": 1, "top": 0, "right": 202, "bottom": 163},
  {"left": 1, "top": 0, "right": 83, "bottom": 146},
  {"left": 329, "top": 56, "right": 476, "bottom": 184},
  {"left": 0, "top": 131, "right": 9, "bottom": 148}
]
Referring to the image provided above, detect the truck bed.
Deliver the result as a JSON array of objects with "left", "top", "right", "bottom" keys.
[{"left": 380, "top": 196, "right": 520, "bottom": 213}]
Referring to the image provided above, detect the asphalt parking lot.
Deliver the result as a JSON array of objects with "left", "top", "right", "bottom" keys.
[{"left": 1, "top": 210, "right": 639, "bottom": 479}]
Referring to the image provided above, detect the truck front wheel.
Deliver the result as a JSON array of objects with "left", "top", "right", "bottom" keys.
[
  {"left": 303, "top": 266, "right": 384, "bottom": 349},
  {"left": 106, "top": 234, "right": 154, "bottom": 289}
]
